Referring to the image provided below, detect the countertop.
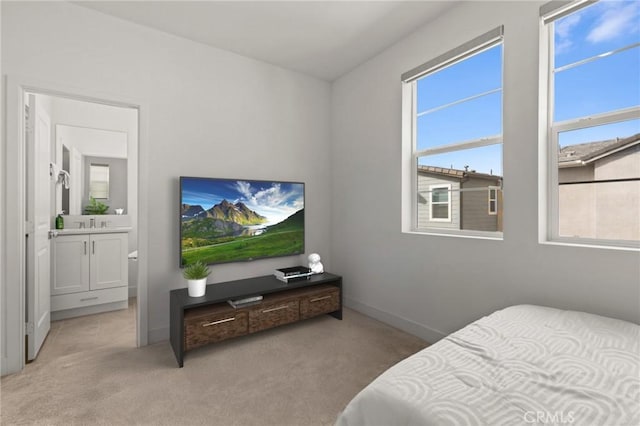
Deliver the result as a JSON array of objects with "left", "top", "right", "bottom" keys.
[{"left": 50, "top": 226, "right": 132, "bottom": 236}]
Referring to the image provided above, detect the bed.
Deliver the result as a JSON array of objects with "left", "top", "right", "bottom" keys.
[{"left": 336, "top": 305, "right": 640, "bottom": 426}]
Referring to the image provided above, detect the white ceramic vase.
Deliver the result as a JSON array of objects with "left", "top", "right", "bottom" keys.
[{"left": 187, "top": 278, "right": 207, "bottom": 297}]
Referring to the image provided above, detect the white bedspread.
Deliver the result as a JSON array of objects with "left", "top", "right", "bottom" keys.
[{"left": 336, "top": 305, "right": 640, "bottom": 426}]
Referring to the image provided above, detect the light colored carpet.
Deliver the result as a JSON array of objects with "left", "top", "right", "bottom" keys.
[{"left": 1, "top": 301, "right": 428, "bottom": 425}]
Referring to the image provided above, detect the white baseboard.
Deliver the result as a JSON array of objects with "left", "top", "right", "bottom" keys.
[
  {"left": 128, "top": 285, "right": 137, "bottom": 298},
  {"left": 148, "top": 326, "right": 168, "bottom": 344},
  {"left": 51, "top": 300, "right": 128, "bottom": 321},
  {"left": 344, "top": 296, "right": 447, "bottom": 344}
]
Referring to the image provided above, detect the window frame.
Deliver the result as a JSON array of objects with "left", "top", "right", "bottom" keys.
[
  {"left": 89, "top": 163, "right": 110, "bottom": 200},
  {"left": 488, "top": 186, "right": 499, "bottom": 215},
  {"left": 541, "top": 1, "right": 640, "bottom": 249},
  {"left": 402, "top": 26, "right": 504, "bottom": 239},
  {"left": 429, "top": 184, "right": 452, "bottom": 222}
]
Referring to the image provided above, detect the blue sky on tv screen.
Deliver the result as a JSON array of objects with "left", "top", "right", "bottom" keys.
[
  {"left": 182, "top": 178, "right": 304, "bottom": 226},
  {"left": 416, "top": 0, "right": 640, "bottom": 176}
]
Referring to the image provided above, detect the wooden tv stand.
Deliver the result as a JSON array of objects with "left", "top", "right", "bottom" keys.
[{"left": 169, "top": 272, "right": 342, "bottom": 367}]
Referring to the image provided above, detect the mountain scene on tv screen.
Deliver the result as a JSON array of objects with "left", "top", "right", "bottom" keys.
[{"left": 181, "top": 179, "right": 304, "bottom": 266}]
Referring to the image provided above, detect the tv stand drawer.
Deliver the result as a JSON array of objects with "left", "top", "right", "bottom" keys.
[
  {"left": 300, "top": 287, "right": 340, "bottom": 319},
  {"left": 184, "top": 307, "right": 248, "bottom": 350},
  {"left": 249, "top": 299, "right": 299, "bottom": 333}
]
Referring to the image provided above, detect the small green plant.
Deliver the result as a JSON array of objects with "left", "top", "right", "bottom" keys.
[
  {"left": 84, "top": 197, "right": 109, "bottom": 215},
  {"left": 183, "top": 261, "right": 211, "bottom": 280}
]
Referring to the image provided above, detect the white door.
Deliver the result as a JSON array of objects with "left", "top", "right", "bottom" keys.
[{"left": 26, "top": 94, "right": 52, "bottom": 361}]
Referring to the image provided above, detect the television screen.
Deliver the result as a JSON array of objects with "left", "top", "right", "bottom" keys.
[{"left": 180, "top": 177, "right": 304, "bottom": 266}]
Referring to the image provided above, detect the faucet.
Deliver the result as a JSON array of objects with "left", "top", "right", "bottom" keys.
[{"left": 89, "top": 218, "right": 96, "bottom": 228}]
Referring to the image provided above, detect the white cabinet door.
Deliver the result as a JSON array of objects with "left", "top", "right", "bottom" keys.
[
  {"left": 52, "top": 235, "right": 90, "bottom": 295},
  {"left": 90, "top": 233, "right": 128, "bottom": 290}
]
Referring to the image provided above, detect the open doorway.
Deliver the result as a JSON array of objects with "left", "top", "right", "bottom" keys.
[{"left": 25, "top": 92, "right": 139, "bottom": 362}]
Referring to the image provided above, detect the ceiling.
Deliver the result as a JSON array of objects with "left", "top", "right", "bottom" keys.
[{"left": 75, "top": 1, "right": 457, "bottom": 81}]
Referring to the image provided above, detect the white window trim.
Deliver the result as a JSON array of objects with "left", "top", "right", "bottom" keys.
[
  {"left": 415, "top": 134, "right": 502, "bottom": 158},
  {"left": 488, "top": 186, "right": 499, "bottom": 215},
  {"left": 402, "top": 27, "right": 504, "bottom": 239},
  {"left": 540, "top": 3, "right": 640, "bottom": 250},
  {"left": 548, "top": 108, "right": 640, "bottom": 249},
  {"left": 429, "top": 184, "right": 452, "bottom": 222}
]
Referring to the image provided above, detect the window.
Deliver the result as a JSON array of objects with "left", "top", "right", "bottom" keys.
[
  {"left": 488, "top": 187, "right": 498, "bottom": 215},
  {"left": 430, "top": 184, "right": 451, "bottom": 222},
  {"left": 89, "top": 163, "right": 109, "bottom": 199},
  {"left": 542, "top": 0, "right": 640, "bottom": 247},
  {"left": 402, "top": 27, "right": 504, "bottom": 236}
]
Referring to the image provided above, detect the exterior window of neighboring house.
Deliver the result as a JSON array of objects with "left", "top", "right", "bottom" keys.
[
  {"left": 402, "top": 27, "right": 504, "bottom": 237},
  {"left": 488, "top": 187, "right": 498, "bottom": 215},
  {"left": 541, "top": 1, "right": 640, "bottom": 248},
  {"left": 430, "top": 184, "right": 451, "bottom": 221}
]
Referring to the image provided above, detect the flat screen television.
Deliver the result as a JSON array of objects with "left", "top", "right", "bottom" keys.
[{"left": 180, "top": 176, "right": 304, "bottom": 266}]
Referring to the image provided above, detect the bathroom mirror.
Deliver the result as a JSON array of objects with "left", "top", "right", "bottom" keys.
[{"left": 56, "top": 124, "right": 128, "bottom": 215}]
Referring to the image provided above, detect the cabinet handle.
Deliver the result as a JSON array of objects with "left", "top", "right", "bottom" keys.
[
  {"left": 84, "top": 241, "right": 87, "bottom": 255},
  {"left": 92, "top": 241, "right": 95, "bottom": 254},
  {"left": 202, "top": 317, "right": 235, "bottom": 327},
  {"left": 310, "top": 295, "right": 331, "bottom": 303},
  {"left": 262, "top": 305, "right": 289, "bottom": 313},
  {"left": 80, "top": 296, "right": 99, "bottom": 302}
]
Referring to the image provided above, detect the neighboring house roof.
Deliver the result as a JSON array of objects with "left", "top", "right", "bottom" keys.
[
  {"left": 418, "top": 165, "right": 502, "bottom": 182},
  {"left": 558, "top": 133, "right": 640, "bottom": 168}
]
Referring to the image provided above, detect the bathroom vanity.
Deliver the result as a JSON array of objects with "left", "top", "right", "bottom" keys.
[{"left": 50, "top": 218, "right": 130, "bottom": 320}]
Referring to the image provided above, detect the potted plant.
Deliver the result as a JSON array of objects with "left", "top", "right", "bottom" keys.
[
  {"left": 84, "top": 197, "right": 110, "bottom": 215},
  {"left": 183, "top": 261, "right": 210, "bottom": 297}
]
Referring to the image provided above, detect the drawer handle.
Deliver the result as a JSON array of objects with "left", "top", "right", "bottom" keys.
[
  {"left": 262, "top": 305, "right": 289, "bottom": 314},
  {"left": 202, "top": 317, "right": 235, "bottom": 327},
  {"left": 310, "top": 295, "right": 332, "bottom": 303},
  {"left": 80, "top": 296, "right": 99, "bottom": 302}
]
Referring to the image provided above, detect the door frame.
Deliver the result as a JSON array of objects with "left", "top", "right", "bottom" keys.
[{"left": 2, "top": 75, "right": 150, "bottom": 375}]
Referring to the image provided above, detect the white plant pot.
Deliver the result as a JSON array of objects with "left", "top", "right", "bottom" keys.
[{"left": 187, "top": 278, "right": 207, "bottom": 297}]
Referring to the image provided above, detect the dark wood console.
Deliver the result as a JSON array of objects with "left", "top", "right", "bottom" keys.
[{"left": 170, "top": 272, "right": 342, "bottom": 367}]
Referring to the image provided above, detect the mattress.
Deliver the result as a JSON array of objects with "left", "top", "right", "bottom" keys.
[{"left": 336, "top": 305, "right": 640, "bottom": 426}]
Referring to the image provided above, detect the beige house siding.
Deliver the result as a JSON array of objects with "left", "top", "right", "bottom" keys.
[
  {"left": 417, "top": 175, "right": 460, "bottom": 230},
  {"left": 594, "top": 180, "right": 640, "bottom": 241},
  {"left": 558, "top": 146, "right": 639, "bottom": 241},
  {"left": 558, "top": 164, "right": 594, "bottom": 183},
  {"left": 559, "top": 184, "right": 596, "bottom": 238},
  {"left": 595, "top": 145, "right": 640, "bottom": 180}
]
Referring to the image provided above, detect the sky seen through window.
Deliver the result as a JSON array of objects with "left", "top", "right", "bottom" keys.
[{"left": 416, "top": 1, "right": 640, "bottom": 176}]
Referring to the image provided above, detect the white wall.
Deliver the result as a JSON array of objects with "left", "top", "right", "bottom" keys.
[
  {"left": 2, "top": 1, "right": 331, "bottom": 350},
  {"left": 56, "top": 124, "right": 128, "bottom": 159},
  {"left": 331, "top": 1, "right": 640, "bottom": 341},
  {"left": 3, "top": 1, "right": 636, "bottom": 375}
]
